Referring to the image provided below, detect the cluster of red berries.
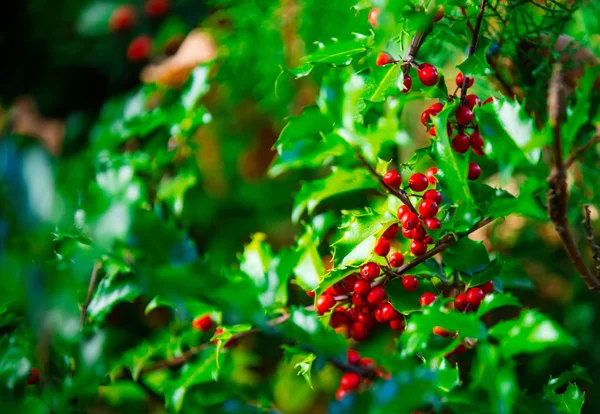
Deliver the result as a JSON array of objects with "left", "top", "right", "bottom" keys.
[
  {"left": 108, "top": 1, "right": 170, "bottom": 61},
  {"left": 335, "top": 350, "right": 389, "bottom": 400},
  {"left": 192, "top": 314, "right": 236, "bottom": 348}
]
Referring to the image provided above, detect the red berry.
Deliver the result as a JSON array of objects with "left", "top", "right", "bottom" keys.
[
  {"left": 411, "top": 225, "right": 426, "bottom": 241},
  {"left": 419, "top": 292, "right": 437, "bottom": 306},
  {"left": 368, "top": 7, "right": 380, "bottom": 27},
  {"left": 402, "top": 212, "right": 419, "bottom": 230},
  {"left": 306, "top": 290, "right": 315, "bottom": 298},
  {"left": 352, "top": 293, "right": 368, "bottom": 307},
  {"left": 358, "top": 309, "right": 376, "bottom": 329},
  {"left": 383, "top": 170, "right": 402, "bottom": 188},
  {"left": 397, "top": 205, "right": 410, "bottom": 220},
  {"left": 380, "top": 302, "right": 400, "bottom": 321},
  {"left": 470, "top": 131, "right": 484, "bottom": 152},
  {"left": 347, "top": 349, "right": 361, "bottom": 365},
  {"left": 466, "top": 287, "right": 485, "bottom": 307},
  {"left": 418, "top": 64, "right": 439, "bottom": 86},
  {"left": 336, "top": 388, "right": 349, "bottom": 400},
  {"left": 27, "top": 368, "right": 39, "bottom": 385},
  {"left": 390, "top": 318, "right": 406, "bottom": 331},
  {"left": 456, "top": 72, "right": 474, "bottom": 88},
  {"left": 389, "top": 252, "right": 405, "bottom": 267},
  {"left": 376, "top": 52, "right": 396, "bottom": 66},
  {"left": 423, "top": 235, "right": 434, "bottom": 245},
  {"left": 410, "top": 240, "right": 427, "bottom": 256},
  {"left": 340, "top": 372, "right": 362, "bottom": 390},
  {"left": 330, "top": 311, "right": 349, "bottom": 328},
  {"left": 467, "top": 162, "right": 481, "bottom": 180},
  {"left": 433, "top": 326, "right": 451, "bottom": 337},
  {"left": 327, "top": 283, "right": 346, "bottom": 296},
  {"left": 402, "top": 74, "right": 412, "bottom": 93},
  {"left": 346, "top": 307, "right": 359, "bottom": 322},
  {"left": 402, "top": 275, "right": 419, "bottom": 291},
  {"left": 367, "top": 286, "right": 387, "bottom": 305},
  {"left": 419, "top": 199, "right": 439, "bottom": 218},
  {"left": 423, "top": 189, "right": 442, "bottom": 204},
  {"left": 425, "top": 167, "right": 438, "bottom": 185},
  {"left": 425, "top": 218, "right": 441, "bottom": 230},
  {"left": 359, "top": 358, "right": 375, "bottom": 369},
  {"left": 145, "top": 0, "right": 169, "bottom": 17},
  {"left": 455, "top": 293, "right": 468, "bottom": 311},
  {"left": 456, "top": 106, "right": 474, "bottom": 125},
  {"left": 192, "top": 315, "right": 214, "bottom": 332},
  {"left": 408, "top": 173, "right": 429, "bottom": 192},
  {"left": 382, "top": 223, "right": 400, "bottom": 240},
  {"left": 480, "top": 281, "right": 494, "bottom": 294},
  {"left": 420, "top": 109, "right": 434, "bottom": 127},
  {"left": 402, "top": 227, "right": 413, "bottom": 239},
  {"left": 374, "top": 237, "right": 390, "bottom": 256},
  {"left": 455, "top": 344, "right": 468, "bottom": 354},
  {"left": 351, "top": 322, "right": 369, "bottom": 341},
  {"left": 343, "top": 274, "right": 359, "bottom": 292},
  {"left": 483, "top": 96, "right": 496, "bottom": 105},
  {"left": 109, "top": 5, "right": 137, "bottom": 32},
  {"left": 360, "top": 262, "right": 381, "bottom": 280},
  {"left": 375, "top": 307, "right": 384, "bottom": 323},
  {"left": 429, "top": 102, "right": 444, "bottom": 113},
  {"left": 465, "top": 94, "right": 481, "bottom": 110},
  {"left": 316, "top": 294, "right": 336, "bottom": 314},
  {"left": 127, "top": 35, "right": 152, "bottom": 62},
  {"left": 428, "top": 126, "right": 437, "bottom": 136},
  {"left": 354, "top": 279, "right": 371, "bottom": 295},
  {"left": 451, "top": 133, "right": 470, "bottom": 154}
]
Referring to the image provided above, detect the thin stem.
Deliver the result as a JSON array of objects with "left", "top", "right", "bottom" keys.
[
  {"left": 460, "top": 0, "right": 488, "bottom": 103},
  {"left": 583, "top": 205, "right": 600, "bottom": 278},
  {"left": 563, "top": 130, "right": 600, "bottom": 170},
  {"left": 80, "top": 261, "right": 101, "bottom": 327}
]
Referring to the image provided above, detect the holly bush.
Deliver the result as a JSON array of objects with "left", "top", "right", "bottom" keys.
[{"left": 2, "top": 0, "right": 600, "bottom": 413}]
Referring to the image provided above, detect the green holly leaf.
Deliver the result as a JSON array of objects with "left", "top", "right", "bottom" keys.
[
  {"left": 306, "top": 35, "right": 369, "bottom": 66},
  {"left": 294, "top": 227, "right": 325, "bottom": 291},
  {"left": 362, "top": 64, "right": 403, "bottom": 103},
  {"left": 87, "top": 276, "right": 142, "bottom": 322},
  {"left": 546, "top": 384, "right": 586, "bottom": 414},
  {"left": 456, "top": 38, "right": 496, "bottom": 77},
  {"left": 386, "top": 277, "right": 439, "bottom": 315},
  {"left": 476, "top": 293, "right": 521, "bottom": 317},
  {"left": 292, "top": 167, "right": 380, "bottom": 222},
  {"left": 489, "top": 310, "right": 574, "bottom": 357},
  {"left": 282, "top": 346, "right": 317, "bottom": 390},
  {"left": 444, "top": 237, "right": 490, "bottom": 274},
  {"left": 281, "top": 307, "right": 346, "bottom": 357},
  {"left": 315, "top": 267, "right": 358, "bottom": 298}
]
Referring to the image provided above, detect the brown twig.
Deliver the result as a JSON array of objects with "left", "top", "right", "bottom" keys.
[
  {"left": 563, "top": 129, "right": 600, "bottom": 170},
  {"left": 390, "top": 216, "right": 494, "bottom": 277},
  {"left": 80, "top": 261, "right": 102, "bottom": 327},
  {"left": 583, "top": 205, "right": 600, "bottom": 278},
  {"left": 546, "top": 64, "right": 600, "bottom": 291},
  {"left": 460, "top": 0, "right": 488, "bottom": 103},
  {"left": 357, "top": 152, "right": 418, "bottom": 215}
]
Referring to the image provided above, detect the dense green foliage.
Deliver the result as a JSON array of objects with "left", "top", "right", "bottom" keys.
[{"left": 2, "top": 0, "right": 600, "bottom": 413}]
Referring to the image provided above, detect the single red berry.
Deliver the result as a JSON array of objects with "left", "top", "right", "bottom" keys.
[
  {"left": 383, "top": 170, "right": 402, "bottom": 188},
  {"left": 423, "top": 189, "right": 442, "bottom": 204},
  {"left": 326, "top": 283, "right": 346, "bottom": 296},
  {"left": 346, "top": 307, "right": 359, "bottom": 322},
  {"left": 358, "top": 310, "right": 376, "bottom": 329},
  {"left": 410, "top": 240, "right": 427, "bottom": 256},
  {"left": 359, "top": 358, "right": 375, "bottom": 369},
  {"left": 425, "top": 218, "right": 441, "bottom": 230},
  {"left": 343, "top": 274, "right": 359, "bottom": 292},
  {"left": 423, "top": 235, "right": 434, "bottom": 245},
  {"left": 420, "top": 109, "right": 434, "bottom": 127},
  {"left": 451, "top": 133, "right": 470, "bottom": 154},
  {"left": 354, "top": 278, "right": 371, "bottom": 295},
  {"left": 456, "top": 106, "right": 474, "bottom": 125},
  {"left": 316, "top": 294, "right": 336, "bottom": 314},
  {"left": 374, "top": 237, "right": 390, "bottom": 256},
  {"left": 368, "top": 7, "right": 380, "bottom": 27},
  {"left": 433, "top": 326, "right": 451, "bottom": 337},
  {"left": 465, "top": 94, "right": 481, "bottom": 110},
  {"left": 402, "top": 74, "right": 412, "bottom": 93},
  {"left": 397, "top": 205, "right": 410, "bottom": 220},
  {"left": 408, "top": 173, "right": 429, "bottom": 192},
  {"left": 352, "top": 293, "right": 368, "bottom": 307},
  {"left": 336, "top": 387, "right": 349, "bottom": 401},
  {"left": 483, "top": 96, "right": 495, "bottom": 105},
  {"left": 429, "top": 102, "right": 444, "bottom": 113},
  {"left": 455, "top": 344, "right": 468, "bottom": 354},
  {"left": 380, "top": 302, "right": 400, "bottom": 321},
  {"left": 411, "top": 225, "right": 426, "bottom": 241},
  {"left": 433, "top": 6, "right": 445, "bottom": 22},
  {"left": 375, "top": 307, "right": 384, "bottom": 323},
  {"left": 145, "top": 0, "right": 169, "bottom": 17},
  {"left": 402, "top": 212, "right": 419, "bottom": 230},
  {"left": 466, "top": 287, "right": 485, "bottom": 307},
  {"left": 425, "top": 167, "right": 438, "bottom": 185},
  {"left": 340, "top": 372, "right": 361, "bottom": 390},
  {"left": 480, "top": 281, "right": 494, "bottom": 294},
  {"left": 402, "top": 226, "right": 413, "bottom": 239},
  {"left": 376, "top": 52, "right": 396, "bottom": 66},
  {"left": 418, "top": 64, "right": 439, "bottom": 86},
  {"left": 467, "top": 162, "right": 481, "bottom": 180},
  {"left": 428, "top": 126, "right": 437, "bottom": 136},
  {"left": 360, "top": 262, "right": 381, "bottom": 280},
  {"left": 389, "top": 252, "right": 405, "bottom": 267},
  {"left": 367, "top": 286, "right": 387, "bottom": 305},
  {"left": 27, "top": 368, "right": 39, "bottom": 385},
  {"left": 420, "top": 292, "right": 437, "bottom": 306},
  {"left": 351, "top": 322, "right": 369, "bottom": 341},
  {"left": 330, "top": 311, "right": 349, "bottom": 328},
  {"left": 306, "top": 290, "right": 315, "bottom": 298},
  {"left": 382, "top": 223, "right": 400, "bottom": 240},
  {"left": 109, "top": 5, "right": 137, "bottom": 32},
  {"left": 193, "top": 315, "right": 214, "bottom": 332},
  {"left": 347, "top": 349, "right": 361, "bottom": 365},
  {"left": 402, "top": 275, "right": 419, "bottom": 291},
  {"left": 455, "top": 72, "right": 474, "bottom": 88},
  {"left": 470, "top": 131, "right": 484, "bottom": 152},
  {"left": 419, "top": 199, "right": 439, "bottom": 218},
  {"left": 455, "top": 293, "right": 468, "bottom": 311},
  {"left": 390, "top": 318, "right": 406, "bottom": 331},
  {"left": 127, "top": 35, "right": 152, "bottom": 61}
]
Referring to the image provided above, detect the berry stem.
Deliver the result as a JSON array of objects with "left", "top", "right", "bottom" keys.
[
  {"left": 80, "top": 261, "right": 102, "bottom": 327},
  {"left": 460, "top": 0, "right": 488, "bottom": 104}
]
